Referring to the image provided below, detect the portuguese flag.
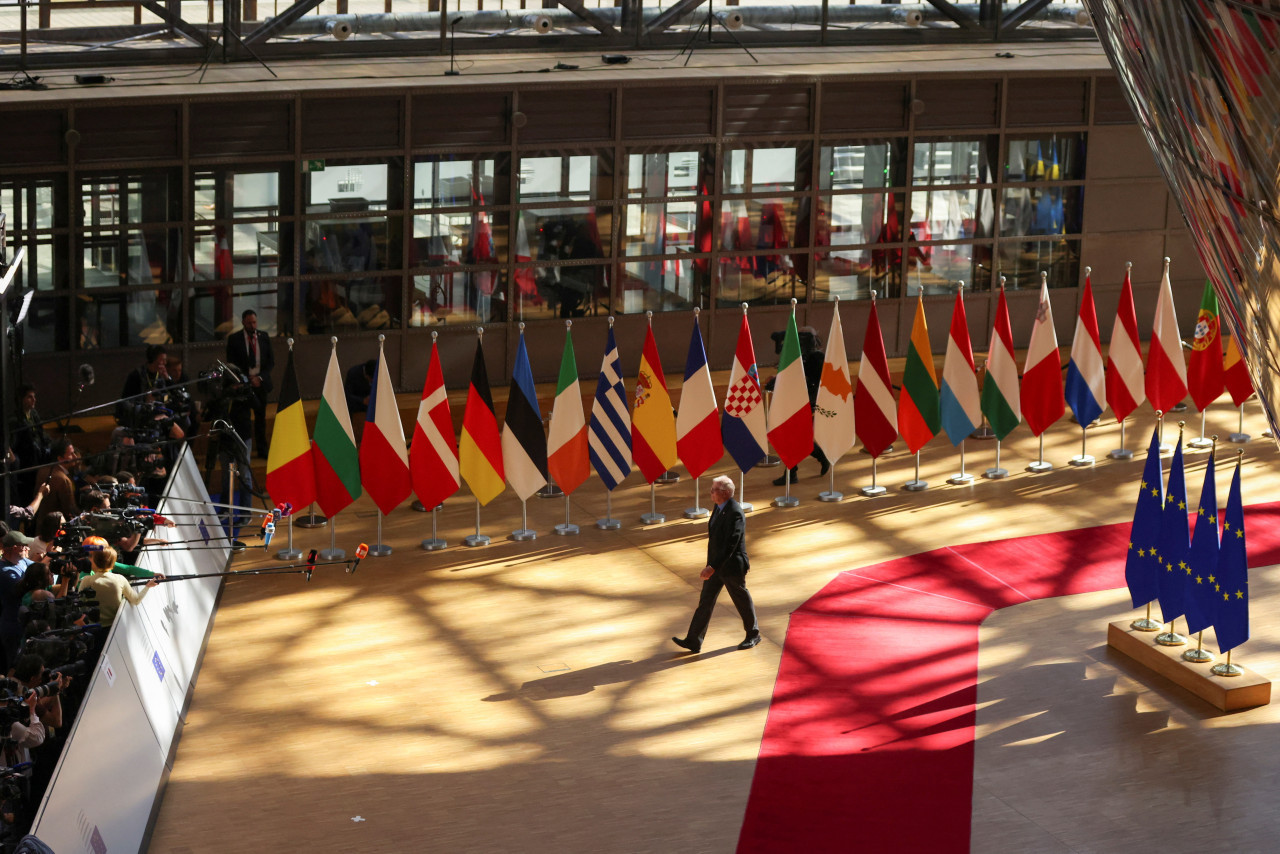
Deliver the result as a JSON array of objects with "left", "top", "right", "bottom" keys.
[
  {"left": 1187, "top": 279, "right": 1224, "bottom": 412},
  {"left": 313, "top": 345, "right": 362, "bottom": 517},
  {"left": 265, "top": 347, "right": 315, "bottom": 510}
]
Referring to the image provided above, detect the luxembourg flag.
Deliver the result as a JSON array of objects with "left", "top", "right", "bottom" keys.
[
  {"left": 360, "top": 342, "right": 412, "bottom": 515},
  {"left": 675, "top": 312, "right": 723, "bottom": 479},
  {"left": 1064, "top": 269, "right": 1105, "bottom": 426},
  {"left": 722, "top": 311, "right": 768, "bottom": 472},
  {"left": 939, "top": 290, "right": 981, "bottom": 445}
]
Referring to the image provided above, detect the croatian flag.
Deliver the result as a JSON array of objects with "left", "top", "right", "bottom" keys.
[{"left": 722, "top": 312, "right": 768, "bottom": 472}]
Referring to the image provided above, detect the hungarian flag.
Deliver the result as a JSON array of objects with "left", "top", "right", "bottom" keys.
[
  {"left": 855, "top": 299, "right": 897, "bottom": 458},
  {"left": 767, "top": 309, "right": 815, "bottom": 469},
  {"left": 265, "top": 347, "right": 315, "bottom": 511},
  {"left": 982, "top": 285, "right": 1021, "bottom": 441},
  {"left": 814, "top": 302, "right": 855, "bottom": 462},
  {"left": 631, "top": 325, "right": 678, "bottom": 483},
  {"left": 675, "top": 314, "right": 723, "bottom": 479},
  {"left": 410, "top": 338, "right": 460, "bottom": 510},
  {"left": 1105, "top": 264, "right": 1145, "bottom": 422},
  {"left": 898, "top": 296, "right": 940, "bottom": 454},
  {"left": 939, "top": 291, "right": 980, "bottom": 446},
  {"left": 360, "top": 345, "right": 412, "bottom": 515},
  {"left": 1064, "top": 271, "right": 1105, "bottom": 427},
  {"left": 313, "top": 346, "right": 362, "bottom": 517},
  {"left": 459, "top": 339, "right": 504, "bottom": 505},
  {"left": 722, "top": 312, "right": 768, "bottom": 472},
  {"left": 547, "top": 325, "right": 590, "bottom": 496},
  {"left": 1146, "top": 259, "right": 1188, "bottom": 413},
  {"left": 588, "top": 325, "right": 632, "bottom": 491},
  {"left": 1187, "top": 279, "right": 1224, "bottom": 412},
  {"left": 502, "top": 331, "right": 548, "bottom": 501},
  {"left": 1020, "top": 279, "right": 1064, "bottom": 437},
  {"left": 1223, "top": 335, "right": 1255, "bottom": 406}
]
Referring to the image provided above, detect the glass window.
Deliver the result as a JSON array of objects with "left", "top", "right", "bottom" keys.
[
  {"left": 1005, "top": 134, "right": 1086, "bottom": 182},
  {"left": 723, "top": 146, "right": 811, "bottom": 194},
  {"left": 813, "top": 256, "right": 899, "bottom": 302},
  {"left": 302, "top": 216, "right": 401, "bottom": 275},
  {"left": 192, "top": 223, "right": 292, "bottom": 281},
  {"left": 717, "top": 257, "right": 806, "bottom": 307},
  {"left": 621, "top": 259, "right": 706, "bottom": 314},
  {"left": 1, "top": 177, "right": 58, "bottom": 231},
  {"left": 997, "top": 239, "right": 1080, "bottom": 290},
  {"left": 904, "top": 243, "right": 992, "bottom": 296},
  {"left": 193, "top": 168, "right": 285, "bottom": 220},
  {"left": 912, "top": 139, "right": 995, "bottom": 186},
  {"left": 517, "top": 153, "right": 612, "bottom": 203},
  {"left": 626, "top": 150, "right": 709, "bottom": 198},
  {"left": 718, "top": 198, "right": 802, "bottom": 252},
  {"left": 412, "top": 271, "right": 506, "bottom": 326},
  {"left": 23, "top": 297, "right": 70, "bottom": 354},
  {"left": 413, "top": 156, "right": 505, "bottom": 208},
  {"left": 820, "top": 193, "right": 901, "bottom": 247},
  {"left": 188, "top": 282, "right": 289, "bottom": 342},
  {"left": 411, "top": 211, "right": 507, "bottom": 268},
  {"left": 304, "top": 160, "right": 401, "bottom": 211},
  {"left": 1000, "top": 187, "right": 1082, "bottom": 236},
  {"left": 621, "top": 202, "right": 704, "bottom": 257},
  {"left": 515, "top": 264, "right": 610, "bottom": 320},
  {"left": 80, "top": 172, "right": 178, "bottom": 227},
  {"left": 516, "top": 207, "right": 608, "bottom": 263},
  {"left": 819, "top": 141, "right": 904, "bottom": 191},
  {"left": 302, "top": 276, "right": 402, "bottom": 334},
  {"left": 77, "top": 289, "right": 181, "bottom": 349},
  {"left": 5, "top": 235, "right": 66, "bottom": 291},
  {"left": 82, "top": 229, "right": 181, "bottom": 287},
  {"left": 909, "top": 188, "right": 996, "bottom": 241}
]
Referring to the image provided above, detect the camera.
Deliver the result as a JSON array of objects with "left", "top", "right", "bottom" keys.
[{"left": 770, "top": 328, "right": 822, "bottom": 355}]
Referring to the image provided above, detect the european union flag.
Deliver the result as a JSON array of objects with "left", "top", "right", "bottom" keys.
[
  {"left": 1215, "top": 459, "right": 1249, "bottom": 654},
  {"left": 1125, "top": 425, "right": 1164, "bottom": 609},
  {"left": 1183, "top": 453, "right": 1219, "bottom": 635},
  {"left": 1156, "top": 435, "right": 1190, "bottom": 623}
]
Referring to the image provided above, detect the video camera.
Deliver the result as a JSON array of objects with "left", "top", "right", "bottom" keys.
[
  {"left": 19, "top": 624, "right": 102, "bottom": 669},
  {"left": 770, "top": 328, "right": 822, "bottom": 356},
  {"left": 24, "top": 591, "right": 100, "bottom": 633}
]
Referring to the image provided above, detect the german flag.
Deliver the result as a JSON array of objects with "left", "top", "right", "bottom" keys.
[
  {"left": 265, "top": 347, "right": 315, "bottom": 510},
  {"left": 459, "top": 338, "right": 505, "bottom": 505}
]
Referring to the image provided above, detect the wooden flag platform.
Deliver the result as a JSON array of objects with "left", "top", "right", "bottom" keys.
[{"left": 1107, "top": 621, "right": 1271, "bottom": 711}]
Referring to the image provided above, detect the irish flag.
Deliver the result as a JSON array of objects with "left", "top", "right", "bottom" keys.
[
  {"left": 547, "top": 324, "right": 590, "bottom": 495},
  {"left": 767, "top": 306, "right": 814, "bottom": 469},
  {"left": 313, "top": 344, "right": 362, "bottom": 517},
  {"left": 898, "top": 295, "right": 939, "bottom": 454},
  {"left": 265, "top": 346, "right": 315, "bottom": 511}
]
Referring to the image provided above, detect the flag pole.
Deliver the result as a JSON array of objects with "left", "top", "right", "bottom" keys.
[
  {"left": 1229, "top": 403, "right": 1250, "bottom": 443},
  {"left": 513, "top": 498, "right": 536, "bottom": 541},
  {"left": 598, "top": 489, "right": 621, "bottom": 530},
  {"left": 1132, "top": 410, "right": 1164, "bottom": 631},
  {"left": 465, "top": 496, "right": 489, "bottom": 546},
  {"left": 319, "top": 512, "right": 345, "bottom": 560},
  {"left": 1212, "top": 649, "right": 1243, "bottom": 677},
  {"left": 368, "top": 333, "right": 395, "bottom": 557},
  {"left": 1069, "top": 420, "right": 1094, "bottom": 466},
  {"left": 642, "top": 483, "right": 665, "bottom": 524},
  {"left": 554, "top": 492, "right": 579, "bottom": 535},
  {"left": 985, "top": 438, "right": 1008, "bottom": 479},
  {"left": 1189, "top": 408, "right": 1213, "bottom": 449},
  {"left": 1155, "top": 420, "right": 1189, "bottom": 647},
  {"left": 273, "top": 338, "right": 305, "bottom": 559},
  {"left": 296, "top": 502, "right": 328, "bottom": 529},
  {"left": 904, "top": 450, "right": 928, "bottom": 491},
  {"left": 1109, "top": 417, "right": 1133, "bottom": 460},
  {"left": 861, "top": 456, "right": 887, "bottom": 497},
  {"left": 685, "top": 475, "right": 709, "bottom": 519},
  {"left": 819, "top": 460, "right": 842, "bottom": 502},
  {"left": 948, "top": 439, "right": 973, "bottom": 485},
  {"left": 422, "top": 504, "right": 446, "bottom": 550},
  {"left": 1183, "top": 630, "right": 1214, "bottom": 663},
  {"left": 739, "top": 470, "right": 754, "bottom": 513},
  {"left": 1027, "top": 433, "right": 1052, "bottom": 473}
]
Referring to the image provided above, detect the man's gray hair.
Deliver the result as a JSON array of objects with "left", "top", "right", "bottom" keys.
[{"left": 710, "top": 475, "right": 735, "bottom": 497}]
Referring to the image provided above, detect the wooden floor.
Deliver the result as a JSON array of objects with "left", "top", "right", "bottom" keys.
[{"left": 146, "top": 403, "right": 1280, "bottom": 853}]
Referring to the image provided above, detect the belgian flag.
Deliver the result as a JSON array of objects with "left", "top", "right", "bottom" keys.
[{"left": 265, "top": 347, "right": 315, "bottom": 510}]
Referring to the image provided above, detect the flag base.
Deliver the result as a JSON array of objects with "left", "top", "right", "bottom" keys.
[
  {"left": 275, "top": 547, "right": 302, "bottom": 561},
  {"left": 1108, "top": 448, "right": 1134, "bottom": 460},
  {"left": 296, "top": 513, "right": 328, "bottom": 529},
  {"left": 463, "top": 534, "right": 490, "bottom": 547},
  {"left": 1026, "top": 461, "right": 1053, "bottom": 473},
  {"left": 1158, "top": 443, "right": 1174, "bottom": 454},
  {"left": 859, "top": 485, "right": 887, "bottom": 497},
  {"left": 739, "top": 502, "right": 754, "bottom": 513},
  {"left": 818, "top": 491, "right": 843, "bottom": 502},
  {"left": 411, "top": 501, "right": 430, "bottom": 512},
  {"left": 640, "top": 512, "right": 665, "bottom": 524},
  {"left": 983, "top": 468, "right": 1008, "bottom": 479},
  {"left": 553, "top": 523, "right": 580, "bottom": 536},
  {"left": 319, "top": 547, "right": 346, "bottom": 560},
  {"left": 421, "top": 538, "right": 447, "bottom": 551},
  {"left": 946, "top": 473, "right": 973, "bottom": 485},
  {"left": 1169, "top": 401, "right": 1189, "bottom": 412},
  {"left": 1182, "top": 647, "right": 1215, "bottom": 663},
  {"left": 970, "top": 426, "right": 995, "bottom": 440},
  {"left": 772, "top": 495, "right": 799, "bottom": 507},
  {"left": 1229, "top": 432, "right": 1250, "bottom": 443},
  {"left": 1211, "top": 662, "right": 1244, "bottom": 677},
  {"left": 657, "top": 470, "right": 681, "bottom": 484},
  {"left": 683, "top": 506, "right": 710, "bottom": 519},
  {"left": 1068, "top": 455, "right": 1094, "bottom": 467},
  {"left": 596, "top": 518, "right": 622, "bottom": 530},
  {"left": 537, "top": 483, "right": 565, "bottom": 498},
  {"left": 367, "top": 543, "right": 392, "bottom": 557},
  {"left": 760, "top": 454, "right": 782, "bottom": 468},
  {"left": 1155, "top": 630, "right": 1188, "bottom": 646},
  {"left": 1130, "top": 618, "right": 1161, "bottom": 632},
  {"left": 902, "top": 479, "right": 928, "bottom": 492},
  {"left": 1264, "top": 429, "right": 1273, "bottom": 438},
  {"left": 511, "top": 528, "right": 537, "bottom": 541},
  {"left": 1187, "top": 437, "right": 1214, "bottom": 449}
]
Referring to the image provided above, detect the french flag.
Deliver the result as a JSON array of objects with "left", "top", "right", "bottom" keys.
[
  {"left": 675, "top": 312, "right": 724, "bottom": 479},
  {"left": 1064, "top": 270, "right": 1105, "bottom": 426}
]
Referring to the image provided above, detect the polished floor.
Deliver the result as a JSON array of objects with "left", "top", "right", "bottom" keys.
[{"left": 145, "top": 402, "right": 1280, "bottom": 853}]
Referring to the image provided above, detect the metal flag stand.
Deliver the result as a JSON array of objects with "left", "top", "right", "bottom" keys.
[
  {"left": 1211, "top": 650, "right": 1244, "bottom": 677},
  {"left": 1155, "top": 420, "right": 1188, "bottom": 647},
  {"left": 738, "top": 470, "right": 754, "bottom": 512},
  {"left": 554, "top": 492, "right": 579, "bottom": 535},
  {"left": 984, "top": 438, "right": 1009, "bottom": 479},
  {"left": 1229, "top": 403, "right": 1250, "bottom": 443},
  {"left": 597, "top": 489, "right": 621, "bottom": 530},
  {"left": 1183, "top": 630, "right": 1215, "bottom": 663},
  {"left": 296, "top": 502, "right": 328, "bottom": 529},
  {"left": 819, "top": 461, "right": 843, "bottom": 502},
  {"left": 1130, "top": 602, "right": 1161, "bottom": 632},
  {"left": 464, "top": 496, "right": 490, "bottom": 547},
  {"left": 1188, "top": 407, "right": 1214, "bottom": 450},
  {"left": 772, "top": 466, "right": 799, "bottom": 507},
  {"left": 1026, "top": 434, "right": 1053, "bottom": 473},
  {"left": 1109, "top": 417, "right": 1134, "bottom": 460},
  {"left": 319, "top": 512, "right": 345, "bottom": 560},
  {"left": 276, "top": 507, "right": 302, "bottom": 560},
  {"left": 512, "top": 498, "right": 537, "bottom": 541},
  {"left": 641, "top": 483, "right": 665, "bottom": 524},
  {"left": 422, "top": 503, "right": 446, "bottom": 550},
  {"left": 370, "top": 511, "right": 393, "bottom": 557},
  {"left": 1069, "top": 419, "right": 1095, "bottom": 466},
  {"left": 903, "top": 450, "right": 928, "bottom": 491},
  {"left": 947, "top": 440, "right": 974, "bottom": 485},
  {"left": 861, "top": 456, "right": 887, "bottom": 497},
  {"left": 684, "top": 476, "right": 710, "bottom": 519}
]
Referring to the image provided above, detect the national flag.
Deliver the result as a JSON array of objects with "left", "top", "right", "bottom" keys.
[
  {"left": 1223, "top": 335, "right": 1255, "bottom": 406},
  {"left": 1125, "top": 425, "right": 1164, "bottom": 608},
  {"left": 898, "top": 295, "right": 940, "bottom": 454},
  {"left": 313, "top": 346, "right": 362, "bottom": 517},
  {"left": 1020, "top": 279, "right": 1064, "bottom": 437},
  {"left": 588, "top": 325, "right": 632, "bottom": 490},
  {"left": 982, "top": 285, "right": 1021, "bottom": 441},
  {"left": 631, "top": 325, "right": 678, "bottom": 483},
  {"left": 767, "top": 309, "right": 815, "bottom": 468},
  {"left": 502, "top": 331, "right": 549, "bottom": 501},
  {"left": 814, "top": 302, "right": 855, "bottom": 462},
  {"left": 459, "top": 339, "right": 504, "bottom": 505},
  {"left": 1064, "top": 271, "right": 1105, "bottom": 426},
  {"left": 265, "top": 347, "right": 316, "bottom": 511},
  {"left": 722, "top": 313, "right": 768, "bottom": 472},
  {"left": 410, "top": 338, "right": 460, "bottom": 510},
  {"left": 1184, "top": 453, "right": 1220, "bottom": 635},
  {"left": 855, "top": 299, "right": 897, "bottom": 458},
  {"left": 1156, "top": 435, "right": 1191, "bottom": 623},
  {"left": 1187, "top": 279, "right": 1225, "bottom": 412},
  {"left": 547, "top": 325, "right": 590, "bottom": 495},
  {"left": 1146, "top": 260, "right": 1189, "bottom": 413},
  {"left": 675, "top": 314, "right": 723, "bottom": 479},
  {"left": 939, "top": 291, "right": 980, "bottom": 446},
  {"left": 1105, "top": 264, "right": 1145, "bottom": 421},
  {"left": 1215, "top": 459, "right": 1250, "bottom": 653},
  {"left": 360, "top": 345, "right": 412, "bottom": 515}
]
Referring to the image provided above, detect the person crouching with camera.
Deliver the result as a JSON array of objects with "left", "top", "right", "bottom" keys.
[{"left": 77, "top": 545, "right": 162, "bottom": 628}]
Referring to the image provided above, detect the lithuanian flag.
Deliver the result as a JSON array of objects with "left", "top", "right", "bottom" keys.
[
  {"left": 265, "top": 347, "right": 315, "bottom": 510},
  {"left": 898, "top": 295, "right": 940, "bottom": 454}
]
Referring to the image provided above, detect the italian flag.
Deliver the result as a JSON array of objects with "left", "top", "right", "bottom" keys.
[
  {"left": 766, "top": 307, "right": 814, "bottom": 469},
  {"left": 313, "top": 345, "right": 362, "bottom": 517},
  {"left": 547, "top": 325, "right": 590, "bottom": 495}
]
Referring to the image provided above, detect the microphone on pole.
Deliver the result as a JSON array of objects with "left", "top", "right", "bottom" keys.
[
  {"left": 351, "top": 542, "right": 369, "bottom": 574},
  {"left": 77, "top": 364, "right": 95, "bottom": 392}
]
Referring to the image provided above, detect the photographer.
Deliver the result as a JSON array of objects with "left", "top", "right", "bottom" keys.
[
  {"left": 33, "top": 441, "right": 78, "bottom": 532},
  {"left": 77, "top": 544, "right": 162, "bottom": 628}
]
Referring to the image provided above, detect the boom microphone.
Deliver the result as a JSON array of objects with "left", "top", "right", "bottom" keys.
[{"left": 77, "top": 364, "right": 96, "bottom": 391}]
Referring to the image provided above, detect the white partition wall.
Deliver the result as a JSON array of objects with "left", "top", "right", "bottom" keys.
[{"left": 30, "top": 447, "right": 230, "bottom": 853}]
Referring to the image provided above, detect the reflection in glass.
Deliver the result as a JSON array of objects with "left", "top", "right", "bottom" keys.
[
  {"left": 723, "top": 148, "right": 803, "bottom": 193},
  {"left": 189, "top": 282, "right": 286, "bottom": 342},
  {"left": 411, "top": 271, "right": 505, "bottom": 326},
  {"left": 413, "top": 157, "right": 497, "bottom": 208},
  {"left": 903, "top": 242, "right": 990, "bottom": 295},
  {"left": 6, "top": 236, "right": 64, "bottom": 291},
  {"left": 81, "top": 172, "right": 177, "bottom": 227},
  {"left": 22, "top": 297, "right": 69, "bottom": 354},
  {"left": 77, "top": 289, "right": 181, "bottom": 349},
  {"left": 1, "top": 178, "right": 57, "bottom": 231},
  {"left": 193, "top": 169, "right": 283, "bottom": 220},
  {"left": 821, "top": 193, "right": 900, "bottom": 247},
  {"left": 518, "top": 154, "right": 611, "bottom": 202},
  {"left": 515, "top": 264, "right": 609, "bottom": 320},
  {"left": 717, "top": 256, "right": 806, "bottom": 307},
  {"left": 192, "top": 223, "right": 291, "bottom": 280},
  {"left": 302, "top": 277, "right": 401, "bottom": 334},
  {"left": 302, "top": 216, "right": 400, "bottom": 274},
  {"left": 1000, "top": 187, "right": 1081, "bottom": 236},
  {"left": 517, "top": 206, "right": 608, "bottom": 262},
  {"left": 1005, "top": 135, "right": 1086, "bottom": 181},
  {"left": 305, "top": 162, "right": 396, "bottom": 209},
  {"left": 718, "top": 198, "right": 801, "bottom": 253},
  {"left": 82, "top": 229, "right": 180, "bottom": 287},
  {"left": 997, "top": 239, "right": 1079, "bottom": 290},
  {"left": 621, "top": 258, "right": 706, "bottom": 314},
  {"left": 909, "top": 187, "right": 995, "bottom": 240},
  {"left": 912, "top": 139, "right": 991, "bottom": 185},
  {"left": 819, "top": 141, "right": 899, "bottom": 191},
  {"left": 626, "top": 151, "right": 704, "bottom": 198},
  {"left": 813, "top": 257, "right": 900, "bottom": 301},
  {"left": 621, "top": 202, "right": 702, "bottom": 257}
]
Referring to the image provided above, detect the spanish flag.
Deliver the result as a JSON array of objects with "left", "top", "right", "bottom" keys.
[
  {"left": 265, "top": 347, "right": 315, "bottom": 511},
  {"left": 631, "top": 325, "right": 677, "bottom": 484},
  {"left": 460, "top": 338, "right": 505, "bottom": 505}
]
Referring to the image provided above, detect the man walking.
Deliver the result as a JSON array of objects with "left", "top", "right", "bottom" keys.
[{"left": 673, "top": 474, "right": 761, "bottom": 653}]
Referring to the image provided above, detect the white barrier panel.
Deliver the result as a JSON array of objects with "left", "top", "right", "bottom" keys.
[{"left": 31, "top": 446, "right": 231, "bottom": 852}]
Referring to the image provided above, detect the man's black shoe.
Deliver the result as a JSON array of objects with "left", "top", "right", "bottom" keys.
[
  {"left": 737, "top": 634, "right": 762, "bottom": 650},
  {"left": 672, "top": 636, "right": 701, "bottom": 653},
  {"left": 818, "top": 459, "right": 830, "bottom": 477},
  {"left": 772, "top": 470, "right": 797, "bottom": 486}
]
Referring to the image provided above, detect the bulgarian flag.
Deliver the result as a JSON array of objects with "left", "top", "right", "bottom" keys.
[
  {"left": 360, "top": 343, "right": 412, "bottom": 515},
  {"left": 1145, "top": 257, "right": 1188, "bottom": 413},
  {"left": 265, "top": 346, "right": 315, "bottom": 511},
  {"left": 1105, "top": 263, "right": 1145, "bottom": 422},
  {"left": 767, "top": 305, "right": 814, "bottom": 469},
  {"left": 898, "top": 295, "right": 939, "bottom": 454},
  {"left": 1223, "top": 335, "right": 1255, "bottom": 406},
  {"left": 410, "top": 338, "right": 460, "bottom": 510},
  {"left": 1187, "top": 279, "right": 1224, "bottom": 412},
  {"left": 855, "top": 298, "right": 897, "bottom": 458},
  {"left": 631, "top": 323, "right": 678, "bottom": 484},
  {"left": 313, "top": 344, "right": 362, "bottom": 517},
  {"left": 1020, "top": 277, "right": 1064, "bottom": 438},
  {"left": 547, "top": 323, "right": 590, "bottom": 495},
  {"left": 982, "top": 285, "right": 1021, "bottom": 441}
]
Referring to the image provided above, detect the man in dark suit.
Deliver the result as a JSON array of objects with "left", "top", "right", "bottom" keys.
[
  {"left": 673, "top": 475, "right": 761, "bottom": 653},
  {"left": 225, "top": 309, "right": 275, "bottom": 457}
]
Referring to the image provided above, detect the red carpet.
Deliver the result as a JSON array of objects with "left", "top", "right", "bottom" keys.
[{"left": 738, "top": 501, "right": 1280, "bottom": 853}]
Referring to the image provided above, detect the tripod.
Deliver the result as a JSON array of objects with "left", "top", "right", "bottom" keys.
[
  {"left": 1, "top": 0, "right": 46, "bottom": 90},
  {"left": 676, "top": 0, "right": 758, "bottom": 67}
]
